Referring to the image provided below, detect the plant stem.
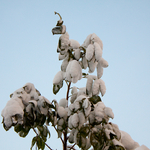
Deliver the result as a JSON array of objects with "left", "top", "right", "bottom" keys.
[
  {"left": 63, "top": 132, "right": 67, "bottom": 150},
  {"left": 32, "top": 128, "right": 53, "bottom": 150},
  {"left": 66, "top": 82, "right": 71, "bottom": 103},
  {"left": 69, "top": 143, "right": 76, "bottom": 150}
]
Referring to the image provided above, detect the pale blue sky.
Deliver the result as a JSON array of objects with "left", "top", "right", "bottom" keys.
[{"left": 0, "top": 1, "right": 150, "bottom": 149}]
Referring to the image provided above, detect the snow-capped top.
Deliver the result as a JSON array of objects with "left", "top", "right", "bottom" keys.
[{"left": 91, "top": 33, "right": 103, "bottom": 50}]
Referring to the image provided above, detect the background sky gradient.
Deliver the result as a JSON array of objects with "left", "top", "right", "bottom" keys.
[{"left": 0, "top": 1, "right": 150, "bottom": 149}]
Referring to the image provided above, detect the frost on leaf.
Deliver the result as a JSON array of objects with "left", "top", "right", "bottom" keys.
[
  {"left": 53, "top": 71, "right": 64, "bottom": 85},
  {"left": 58, "top": 98, "right": 67, "bottom": 108},
  {"left": 74, "top": 48, "right": 80, "bottom": 60},
  {"left": 61, "top": 55, "right": 69, "bottom": 72},
  {"left": 120, "top": 130, "right": 140, "bottom": 150},
  {"left": 104, "top": 107, "right": 114, "bottom": 119},
  {"left": 99, "top": 79, "right": 106, "bottom": 96},
  {"left": 105, "top": 128, "right": 116, "bottom": 139},
  {"left": 77, "top": 87, "right": 86, "bottom": 97},
  {"left": 110, "top": 123, "right": 121, "bottom": 140},
  {"left": 66, "top": 60, "right": 82, "bottom": 83},
  {"left": 58, "top": 53, "right": 66, "bottom": 60},
  {"left": 97, "top": 61, "right": 103, "bottom": 79},
  {"left": 81, "top": 56, "right": 88, "bottom": 69},
  {"left": 37, "top": 96, "right": 51, "bottom": 116},
  {"left": 78, "top": 112, "right": 86, "bottom": 129},
  {"left": 94, "top": 42, "right": 102, "bottom": 62},
  {"left": 94, "top": 101, "right": 105, "bottom": 123},
  {"left": 10, "top": 88, "right": 30, "bottom": 106},
  {"left": 86, "top": 75, "right": 93, "bottom": 97},
  {"left": 1, "top": 98, "right": 24, "bottom": 131},
  {"left": 85, "top": 44, "right": 95, "bottom": 61},
  {"left": 57, "top": 106, "right": 67, "bottom": 120},
  {"left": 112, "top": 139, "right": 125, "bottom": 149},
  {"left": 91, "top": 33, "right": 103, "bottom": 50},
  {"left": 69, "top": 39, "right": 80, "bottom": 49},
  {"left": 58, "top": 32, "right": 70, "bottom": 55},
  {"left": 71, "top": 113, "right": 79, "bottom": 128},
  {"left": 100, "top": 57, "right": 109, "bottom": 68},
  {"left": 23, "top": 83, "right": 41, "bottom": 100},
  {"left": 53, "top": 81, "right": 63, "bottom": 95},
  {"left": 81, "top": 34, "right": 92, "bottom": 48},
  {"left": 70, "top": 86, "right": 78, "bottom": 103},
  {"left": 88, "top": 56, "right": 97, "bottom": 73},
  {"left": 92, "top": 79, "right": 100, "bottom": 96}
]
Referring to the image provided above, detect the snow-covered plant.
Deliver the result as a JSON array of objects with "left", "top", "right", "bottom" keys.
[{"left": 1, "top": 12, "right": 149, "bottom": 150}]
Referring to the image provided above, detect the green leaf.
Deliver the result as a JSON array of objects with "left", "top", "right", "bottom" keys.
[
  {"left": 43, "top": 126, "right": 47, "bottom": 137},
  {"left": 19, "top": 130, "right": 28, "bottom": 137},
  {"left": 14, "top": 124, "right": 23, "bottom": 133},
  {"left": 30, "top": 136, "right": 37, "bottom": 150},
  {"left": 45, "top": 125, "right": 50, "bottom": 138},
  {"left": 37, "top": 125, "right": 50, "bottom": 143},
  {"left": 37, "top": 126, "right": 43, "bottom": 133},
  {"left": 18, "top": 125, "right": 31, "bottom": 138},
  {"left": 36, "top": 113, "right": 46, "bottom": 126},
  {"left": 41, "top": 140, "right": 45, "bottom": 150},
  {"left": 36, "top": 136, "right": 45, "bottom": 150},
  {"left": 79, "top": 126, "right": 89, "bottom": 137},
  {"left": 75, "top": 132, "right": 86, "bottom": 149},
  {"left": 115, "top": 146, "right": 125, "bottom": 150},
  {"left": 89, "top": 95, "right": 101, "bottom": 104},
  {"left": 36, "top": 136, "right": 41, "bottom": 149},
  {"left": 53, "top": 83, "right": 62, "bottom": 95}
]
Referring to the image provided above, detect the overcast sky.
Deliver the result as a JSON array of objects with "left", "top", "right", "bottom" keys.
[{"left": 0, "top": 1, "right": 150, "bottom": 150}]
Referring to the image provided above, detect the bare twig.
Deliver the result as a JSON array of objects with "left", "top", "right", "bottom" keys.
[
  {"left": 66, "top": 82, "right": 71, "bottom": 101},
  {"left": 54, "top": 11, "right": 62, "bottom": 20},
  {"left": 68, "top": 143, "right": 77, "bottom": 150},
  {"left": 32, "top": 128, "right": 53, "bottom": 150}
]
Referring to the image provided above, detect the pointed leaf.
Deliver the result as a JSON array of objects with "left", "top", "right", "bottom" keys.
[{"left": 30, "top": 136, "right": 37, "bottom": 150}]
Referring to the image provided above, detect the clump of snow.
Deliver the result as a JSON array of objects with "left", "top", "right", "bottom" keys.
[
  {"left": 1, "top": 82, "right": 49, "bottom": 131},
  {"left": 66, "top": 60, "right": 82, "bottom": 83}
]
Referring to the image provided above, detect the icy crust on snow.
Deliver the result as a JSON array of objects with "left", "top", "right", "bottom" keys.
[{"left": 1, "top": 83, "right": 51, "bottom": 131}]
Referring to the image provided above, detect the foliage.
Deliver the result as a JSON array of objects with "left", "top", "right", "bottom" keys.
[{"left": 1, "top": 12, "right": 148, "bottom": 150}]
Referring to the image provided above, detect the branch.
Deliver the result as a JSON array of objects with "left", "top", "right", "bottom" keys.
[
  {"left": 32, "top": 128, "right": 53, "bottom": 150},
  {"left": 68, "top": 143, "right": 77, "bottom": 150},
  {"left": 66, "top": 82, "right": 71, "bottom": 101},
  {"left": 54, "top": 11, "right": 62, "bottom": 20}
]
